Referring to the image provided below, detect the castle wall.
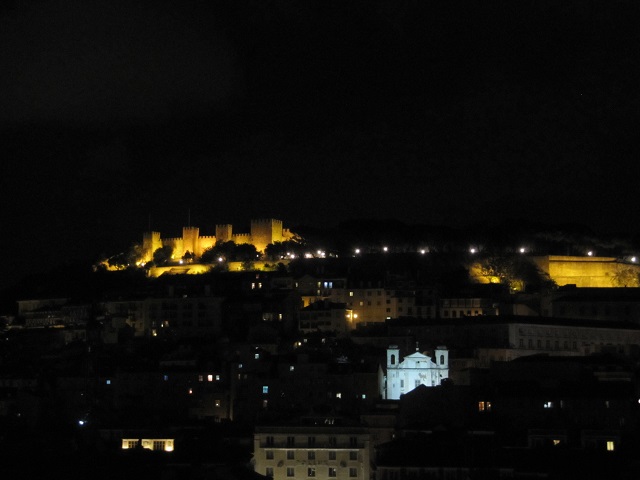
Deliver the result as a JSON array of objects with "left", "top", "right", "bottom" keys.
[
  {"left": 182, "top": 227, "right": 200, "bottom": 256},
  {"left": 142, "top": 219, "right": 292, "bottom": 261},
  {"left": 533, "top": 256, "right": 640, "bottom": 288},
  {"left": 215, "top": 224, "right": 233, "bottom": 243},
  {"left": 199, "top": 236, "right": 216, "bottom": 254},
  {"left": 282, "top": 228, "right": 295, "bottom": 242},
  {"left": 142, "top": 231, "right": 162, "bottom": 262},
  {"left": 162, "top": 238, "right": 183, "bottom": 259},
  {"left": 232, "top": 233, "right": 251, "bottom": 245},
  {"left": 251, "top": 218, "right": 283, "bottom": 252}
]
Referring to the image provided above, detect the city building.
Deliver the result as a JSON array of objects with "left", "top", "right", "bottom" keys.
[{"left": 253, "top": 425, "right": 371, "bottom": 480}]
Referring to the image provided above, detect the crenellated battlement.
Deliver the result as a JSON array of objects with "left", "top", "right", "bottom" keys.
[{"left": 142, "top": 218, "right": 293, "bottom": 260}]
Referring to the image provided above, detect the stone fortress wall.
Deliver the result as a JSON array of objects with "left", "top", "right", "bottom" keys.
[
  {"left": 532, "top": 256, "right": 640, "bottom": 288},
  {"left": 141, "top": 218, "right": 294, "bottom": 262}
]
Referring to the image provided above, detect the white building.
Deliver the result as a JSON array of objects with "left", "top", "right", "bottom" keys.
[{"left": 382, "top": 345, "right": 449, "bottom": 400}]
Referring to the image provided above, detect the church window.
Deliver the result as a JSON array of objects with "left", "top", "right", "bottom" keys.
[
  {"left": 391, "top": 355, "right": 396, "bottom": 365},
  {"left": 440, "top": 354, "right": 445, "bottom": 365}
]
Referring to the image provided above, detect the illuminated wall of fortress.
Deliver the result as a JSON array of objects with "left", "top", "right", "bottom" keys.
[
  {"left": 141, "top": 218, "right": 295, "bottom": 262},
  {"left": 469, "top": 255, "right": 640, "bottom": 288},
  {"left": 532, "top": 256, "right": 640, "bottom": 288}
]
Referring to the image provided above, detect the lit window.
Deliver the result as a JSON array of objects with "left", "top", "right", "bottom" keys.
[
  {"left": 198, "top": 375, "right": 204, "bottom": 382},
  {"left": 163, "top": 375, "right": 168, "bottom": 381},
  {"left": 188, "top": 388, "right": 193, "bottom": 395},
  {"left": 255, "top": 353, "right": 260, "bottom": 359},
  {"left": 151, "top": 440, "right": 166, "bottom": 451},
  {"left": 290, "top": 365, "right": 295, "bottom": 372},
  {"left": 106, "top": 380, "right": 111, "bottom": 385},
  {"left": 544, "top": 401, "right": 554, "bottom": 409},
  {"left": 208, "top": 374, "right": 213, "bottom": 382},
  {"left": 362, "top": 394, "right": 366, "bottom": 399},
  {"left": 215, "top": 399, "right": 221, "bottom": 407},
  {"left": 336, "top": 392, "right": 342, "bottom": 398},
  {"left": 263, "top": 385, "right": 269, "bottom": 394},
  {"left": 263, "top": 399, "right": 268, "bottom": 408},
  {"left": 349, "top": 292, "right": 354, "bottom": 297},
  {"left": 553, "top": 439, "right": 561, "bottom": 446},
  {"left": 216, "top": 374, "right": 220, "bottom": 381},
  {"left": 607, "top": 441, "right": 615, "bottom": 451}
]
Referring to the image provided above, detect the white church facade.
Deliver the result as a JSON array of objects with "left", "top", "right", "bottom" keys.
[{"left": 382, "top": 345, "right": 449, "bottom": 400}]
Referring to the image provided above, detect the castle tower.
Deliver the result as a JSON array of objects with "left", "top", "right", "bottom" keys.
[
  {"left": 182, "top": 226, "right": 200, "bottom": 257},
  {"left": 216, "top": 224, "right": 233, "bottom": 243},
  {"left": 250, "top": 218, "right": 283, "bottom": 253},
  {"left": 142, "top": 231, "right": 162, "bottom": 262}
]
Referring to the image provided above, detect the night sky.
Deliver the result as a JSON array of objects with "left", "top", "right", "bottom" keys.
[{"left": 1, "top": 0, "right": 639, "bottom": 286}]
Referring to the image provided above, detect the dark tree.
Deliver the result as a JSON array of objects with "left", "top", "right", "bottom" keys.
[
  {"left": 153, "top": 245, "right": 173, "bottom": 265},
  {"left": 264, "top": 240, "right": 305, "bottom": 260}
]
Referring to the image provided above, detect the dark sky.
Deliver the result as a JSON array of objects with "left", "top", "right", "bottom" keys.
[{"left": 1, "top": 0, "right": 639, "bottom": 286}]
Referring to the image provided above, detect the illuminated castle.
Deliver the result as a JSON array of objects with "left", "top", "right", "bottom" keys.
[{"left": 141, "top": 218, "right": 295, "bottom": 262}]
